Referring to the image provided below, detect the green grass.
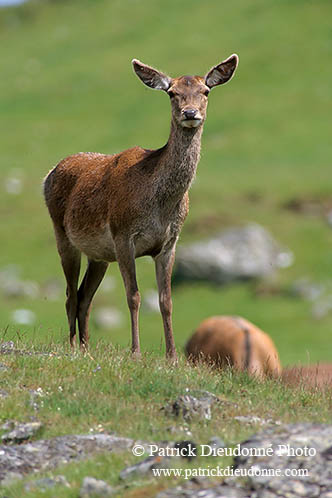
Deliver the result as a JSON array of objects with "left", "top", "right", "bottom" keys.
[
  {"left": 1, "top": 5, "right": 332, "bottom": 496},
  {"left": 0, "top": 0, "right": 331, "bottom": 395},
  {"left": 1, "top": 342, "right": 332, "bottom": 497}
]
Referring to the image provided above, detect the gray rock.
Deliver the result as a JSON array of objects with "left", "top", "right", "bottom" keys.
[
  {"left": 164, "top": 391, "right": 220, "bottom": 422},
  {"left": 0, "top": 341, "right": 14, "bottom": 352},
  {"left": 157, "top": 423, "right": 332, "bottom": 497},
  {"left": 0, "top": 362, "right": 9, "bottom": 372},
  {"left": 209, "top": 436, "right": 226, "bottom": 450},
  {"left": 1, "top": 420, "right": 15, "bottom": 431},
  {"left": 2, "top": 421, "right": 43, "bottom": 443},
  {"left": 120, "top": 455, "right": 169, "bottom": 480},
  {"left": 0, "top": 389, "right": 9, "bottom": 398},
  {"left": 142, "top": 289, "right": 160, "bottom": 313},
  {"left": 0, "top": 433, "right": 135, "bottom": 483},
  {"left": 234, "top": 416, "right": 281, "bottom": 426},
  {"left": 11, "top": 308, "right": 36, "bottom": 325},
  {"left": 41, "top": 278, "right": 62, "bottom": 301},
  {"left": 99, "top": 276, "right": 116, "bottom": 293},
  {"left": 4, "top": 170, "right": 24, "bottom": 195},
  {"left": 290, "top": 278, "right": 325, "bottom": 301},
  {"left": 327, "top": 210, "right": 332, "bottom": 228},
  {"left": 0, "top": 264, "right": 39, "bottom": 299},
  {"left": 94, "top": 307, "right": 123, "bottom": 329},
  {"left": 80, "top": 476, "right": 114, "bottom": 497},
  {"left": 174, "top": 224, "right": 293, "bottom": 285},
  {"left": 156, "top": 484, "right": 248, "bottom": 497},
  {"left": 29, "top": 389, "right": 45, "bottom": 411},
  {"left": 312, "top": 295, "right": 332, "bottom": 320},
  {"left": 1, "top": 471, "right": 23, "bottom": 487},
  {"left": 234, "top": 423, "right": 332, "bottom": 496}
]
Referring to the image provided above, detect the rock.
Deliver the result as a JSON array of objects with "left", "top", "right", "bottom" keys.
[
  {"left": 29, "top": 388, "right": 46, "bottom": 411},
  {"left": 174, "top": 224, "right": 293, "bottom": 286},
  {"left": 0, "top": 265, "right": 39, "bottom": 299},
  {"left": 233, "top": 423, "right": 332, "bottom": 496},
  {"left": 4, "top": 170, "right": 24, "bottom": 195},
  {"left": 80, "top": 476, "right": 114, "bottom": 497},
  {"left": 25, "top": 475, "right": 70, "bottom": 492},
  {"left": 312, "top": 296, "right": 332, "bottom": 320},
  {"left": 99, "top": 276, "right": 116, "bottom": 293},
  {"left": 290, "top": 277, "right": 325, "bottom": 301},
  {"left": 11, "top": 309, "right": 36, "bottom": 325},
  {"left": 2, "top": 421, "right": 43, "bottom": 443},
  {"left": 209, "top": 436, "right": 226, "bottom": 450},
  {"left": 0, "top": 433, "right": 135, "bottom": 483},
  {"left": 1, "top": 420, "right": 15, "bottom": 431},
  {"left": 1, "top": 471, "right": 23, "bottom": 487},
  {"left": 156, "top": 483, "right": 248, "bottom": 497},
  {"left": 0, "top": 362, "right": 9, "bottom": 372},
  {"left": 41, "top": 278, "right": 62, "bottom": 301},
  {"left": 174, "top": 440, "right": 197, "bottom": 461},
  {"left": 167, "top": 425, "right": 193, "bottom": 437},
  {"left": 0, "top": 341, "right": 14, "bottom": 352},
  {"left": 164, "top": 391, "right": 220, "bottom": 421},
  {"left": 120, "top": 455, "right": 169, "bottom": 480},
  {"left": 326, "top": 210, "right": 332, "bottom": 227},
  {"left": 157, "top": 423, "right": 332, "bottom": 497},
  {"left": 289, "top": 278, "right": 332, "bottom": 319},
  {"left": 234, "top": 416, "right": 281, "bottom": 426},
  {"left": 94, "top": 307, "right": 123, "bottom": 329},
  {"left": 0, "top": 389, "right": 9, "bottom": 398},
  {"left": 142, "top": 289, "right": 160, "bottom": 313}
]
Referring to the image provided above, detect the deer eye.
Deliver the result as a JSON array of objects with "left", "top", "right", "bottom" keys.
[
  {"left": 203, "top": 89, "right": 210, "bottom": 97},
  {"left": 168, "top": 90, "right": 175, "bottom": 98}
]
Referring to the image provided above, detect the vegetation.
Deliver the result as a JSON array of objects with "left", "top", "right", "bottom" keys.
[
  {"left": 1, "top": 0, "right": 332, "bottom": 364},
  {"left": 0, "top": 0, "right": 332, "bottom": 494},
  {"left": 1, "top": 343, "right": 332, "bottom": 497}
]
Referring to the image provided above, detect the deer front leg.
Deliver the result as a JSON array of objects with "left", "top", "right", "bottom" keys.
[
  {"left": 115, "top": 239, "right": 141, "bottom": 356},
  {"left": 155, "top": 245, "right": 177, "bottom": 361}
]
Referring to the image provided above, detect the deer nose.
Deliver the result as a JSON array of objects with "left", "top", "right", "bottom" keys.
[{"left": 183, "top": 109, "right": 197, "bottom": 120}]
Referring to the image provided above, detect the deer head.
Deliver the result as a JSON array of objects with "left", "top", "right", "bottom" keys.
[{"left": 132, "top": 55, "right": 239, "bottom": 130}]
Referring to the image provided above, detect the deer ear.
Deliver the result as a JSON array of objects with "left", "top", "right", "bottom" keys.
[
  {"left": 132, "top": 59, "right": 171, "bottom": 91},
  {"left": 205, "top": 54, "right": 239, "bottom": 89}
]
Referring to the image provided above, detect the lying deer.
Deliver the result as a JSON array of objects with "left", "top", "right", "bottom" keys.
[
  {"left": 43, "top": 55, "right": 239, "bottom": 359},
  {"left": 185, "top": 315, "right": 281, "bottom": 378},
  {"left": 282, "top": 364, "right": 332, "bottom": 390}
]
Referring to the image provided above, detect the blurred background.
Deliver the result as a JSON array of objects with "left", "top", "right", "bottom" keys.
[{"left": 0, "top": 0, "right": 331, "bottom": 364}]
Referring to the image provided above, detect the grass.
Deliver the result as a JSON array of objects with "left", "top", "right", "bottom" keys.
[
  {"left": 0, "top": 0, "right": 332, "bottom": 365},
  {"left": 0, "top": 1, "right": 332, "bottom": 493},
  {"left": 1, "top": 341, "right": 332, "bottom": 497}
]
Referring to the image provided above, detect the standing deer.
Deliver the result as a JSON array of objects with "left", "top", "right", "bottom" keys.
[
  {"left": 43, "top": 55, "right": 239, "bottom": 360},
  {"left": 185, "top": 316, "right": 281, "bottom": 378}
]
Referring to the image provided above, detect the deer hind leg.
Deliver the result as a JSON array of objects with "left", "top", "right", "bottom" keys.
[
  {"left": 115, "top": 239, "right": 141, "bottom": 356},
  {"left": 155, "top": 246, "right": 177, "bottom": 361},
  {"left": 77, "top": 259, "right": 109, "bottom": 351},
  {"left": 54, "top": 227, "right": 81, "bottom": 349}
]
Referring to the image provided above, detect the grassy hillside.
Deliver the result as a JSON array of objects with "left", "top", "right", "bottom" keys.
[
  {"left": 0, "top": 0, "right": 332, "bottom": 364},
  {"left": 1, "top": 344, "right": 332, "bottom": 497}
]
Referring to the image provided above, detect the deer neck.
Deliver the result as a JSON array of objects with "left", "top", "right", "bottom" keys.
[{"left": 158, "top": 120, "right": 203, "bottom": 200}]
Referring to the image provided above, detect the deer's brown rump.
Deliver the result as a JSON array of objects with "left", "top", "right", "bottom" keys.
[
  {"left": 185, "top": 315, "right": 281, "bottom": 378},
  {"left": 282, "top": 364, "right": 332, "bottom": 389}
]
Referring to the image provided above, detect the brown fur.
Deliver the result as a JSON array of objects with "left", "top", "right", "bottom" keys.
[
  {"left": 282, "top": 364, "right": 332, "bottom": 390},
  {"left": 185, "top": 316, "right": 281, "bottom": 378},
  {"left": 43, "top": 56, "right": 239, "bottom": 358}
]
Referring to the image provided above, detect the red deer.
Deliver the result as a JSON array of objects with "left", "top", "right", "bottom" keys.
[
  {"left": 43, "top": 56, "right": 239, "bottom": 359},
  {"left": 282, "top": 364, "right": 332, "bottom": 390},
  {"left": 185, "top": 316, "right": 281, "bottom": 378}
]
